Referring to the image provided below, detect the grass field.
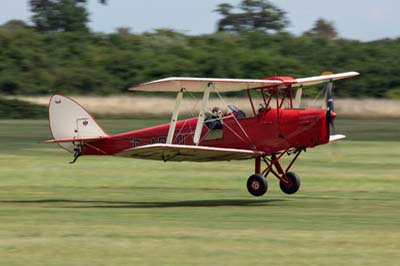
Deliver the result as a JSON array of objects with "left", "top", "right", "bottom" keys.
[{"left": 0, "top": 118, "right": 399, "bottom": 265}]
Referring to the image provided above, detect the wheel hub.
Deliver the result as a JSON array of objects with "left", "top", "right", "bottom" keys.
[{"left": 251, "top": 180, "right": 260, "bottom": 190}]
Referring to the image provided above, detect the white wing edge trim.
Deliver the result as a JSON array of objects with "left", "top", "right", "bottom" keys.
[
  {"left": 137, "top": 77, "right": 282, "bottom": 86},
  {"left": 329, "top": 134, "right": 346, "bottom": 142},
  {"left": 295, "top": 71, "right": 359, "bottom": 86},
  {"left": 129, "top": 77, "right": 283, "bottom": 91},
  {"left": 120, "top": 143, "right": 264, "bottom": 156}
]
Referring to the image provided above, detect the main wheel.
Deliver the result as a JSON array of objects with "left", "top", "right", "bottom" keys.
[
  {"left": 279, "top": 172, "right": 301, "bottom": 194},
  {"left": 247, "top": 174, "right": 268, "bottom": 196}
]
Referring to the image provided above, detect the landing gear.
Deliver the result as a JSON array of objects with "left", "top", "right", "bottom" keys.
[
  {"left": 247, "top": 174, "right": 268, "bottom": 196},
  {"left": 279, "top": 172, "right": 300, "bottom": 194},
  {"left": 247, "top": 149, "right": 303, "bottom": 197},
  {"left": 69, "top": 141, "right": 82, "bottom": 164}
]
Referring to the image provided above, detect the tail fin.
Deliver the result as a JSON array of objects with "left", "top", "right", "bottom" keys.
[{"left": 48, "top": 94, "right": 109, "bottom": 153}]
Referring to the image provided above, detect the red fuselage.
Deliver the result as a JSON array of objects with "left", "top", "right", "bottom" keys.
[{"left": 81, "top": 108, "right": 330, "bottom": 156}]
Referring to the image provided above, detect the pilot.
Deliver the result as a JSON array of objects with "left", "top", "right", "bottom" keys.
[
  {"left": 212, "top": 107, "right": 224, "bottom": 129},
  {"left": 213, "top": 107, "right": 223, "bottom": 119},
  {"left": 258, "top": 104, "right": 266, "bottom": 113},
  {"left": 226, "top": 104, "right": 246, "bottom": 118},
  {"left": 205, "top": 107, "right": 223, "bottom": 129}
]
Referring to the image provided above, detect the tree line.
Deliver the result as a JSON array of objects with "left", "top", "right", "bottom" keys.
[{"left": 0, "top": 0, "right": 399, "bottom": 98}]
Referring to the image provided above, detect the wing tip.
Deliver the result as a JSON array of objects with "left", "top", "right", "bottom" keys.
[{"left": 329, "top": 134, "right": 346, "bottom": 142}]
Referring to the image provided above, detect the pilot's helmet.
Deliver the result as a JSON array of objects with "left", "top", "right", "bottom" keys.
[
  {"left": 226, "top": 104, "right": 239, "bottom": 114},
  {"left": 212, "top": 107, "right": 222, "bottom": 116}
]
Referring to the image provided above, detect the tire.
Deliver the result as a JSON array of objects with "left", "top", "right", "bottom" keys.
[
  {"left": 247, "top": 174, "right": 268, "bottom": 196},
  {"left": 280, "top": 172, "right": 301, "bottom": 194}
]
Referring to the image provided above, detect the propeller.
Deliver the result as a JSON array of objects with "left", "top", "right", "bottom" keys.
[
  {"left": 323, "top": 79, "right": 344, "bottom": 162},
  {"left": 324, "top": 80, "right": 336, "bottom": 129}
]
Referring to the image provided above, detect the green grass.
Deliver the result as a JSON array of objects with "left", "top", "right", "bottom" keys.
[{"left": 0, "top": 119, "right": 399, "bottom": 265}]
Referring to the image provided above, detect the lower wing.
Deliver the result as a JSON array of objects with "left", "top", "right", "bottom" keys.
[{"left": 116, "top": 144, "right": 264, "bottom": 162}]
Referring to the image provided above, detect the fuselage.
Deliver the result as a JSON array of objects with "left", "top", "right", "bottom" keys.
[{"left": 81, "top": 108, "right": 330, "bottom": 156}]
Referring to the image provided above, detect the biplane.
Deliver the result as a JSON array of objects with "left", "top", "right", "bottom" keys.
[{"left": 45, "top": 71, "right": 359, "bottom": 196}]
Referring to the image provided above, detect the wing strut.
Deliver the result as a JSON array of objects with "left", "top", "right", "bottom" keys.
[
  {"left": 293, "top": 86, "right": 303, "bottom": 108},
  {"left": 166, "top": 88, "right": 184, "bottom": 144},
  {"left": 193, "top": 83, "right": 212, "bottom": 145}
]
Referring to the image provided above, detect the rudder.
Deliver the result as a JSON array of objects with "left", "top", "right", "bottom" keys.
[{"left": 48, "top": 94, "right": 108, "bottom": 153}]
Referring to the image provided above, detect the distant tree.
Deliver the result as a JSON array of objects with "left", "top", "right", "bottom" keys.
[
  {"left": 215, "top": 3, "right": 234, "bottom": 16},
  {"left": 30, "top": 0, "right": 107, "bottom": 32},
  {"left": 0, "top": 18, "right": 395, "bottom": 97},
  {"left": 116, "top": 27, "right": 131, "bottom": 35},
  {"left": 305, "top": 18, "right": 337, "bottom": 39},
  {"left": 215, "top": 0, "right": 289, "bottom": 33},
  {"left": 1, "top": 20, "right": 29, "bottom": 29}
]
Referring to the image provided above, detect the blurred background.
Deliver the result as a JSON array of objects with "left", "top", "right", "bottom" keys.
[{"left": 0, "top": 0, "right": 400, "bottom": 118}]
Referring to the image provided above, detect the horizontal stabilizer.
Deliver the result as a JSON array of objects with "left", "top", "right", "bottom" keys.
[
  {"left": 117, "top": 144, "right": 264, "bottom": 162},
  {"left": 43, "top": 136, "right": 109, "bottom": 144},
  {"left": 329, "top": 134, "right": 346, "bottom": 142}
]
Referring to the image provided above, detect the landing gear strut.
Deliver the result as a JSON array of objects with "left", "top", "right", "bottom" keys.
[
  {"left": 69, "top": 141, "right": 82, "bottom": 164},
  {"left": 247, "top": 149, "right": 303, "bottom": 196}
]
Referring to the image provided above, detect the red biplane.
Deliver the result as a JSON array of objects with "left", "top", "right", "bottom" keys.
[{"left": 45, "top": 71, "right": 359, "bottom": 196}]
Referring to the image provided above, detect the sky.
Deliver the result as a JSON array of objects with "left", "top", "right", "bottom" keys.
[{"left": 1, "top": 0, "right": 399, "bottom": 41}]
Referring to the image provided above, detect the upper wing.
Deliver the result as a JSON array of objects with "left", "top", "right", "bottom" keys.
[
  {"left": 294, "top": 71, "right": 359, "bottom": 87},
  {"left": 116, "top": 143, "right": 264, "bottom": 162},
  {"left": 129, "top": 72, "right": 359, "bottom": 92},
  {"left": 129, "top": 77, "right": 282, "bottom": 92}
]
